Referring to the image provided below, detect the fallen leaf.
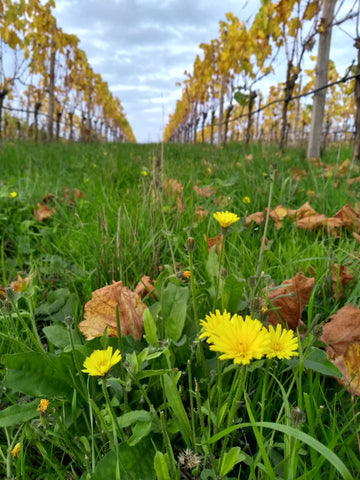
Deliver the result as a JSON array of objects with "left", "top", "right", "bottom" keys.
[
  {"left": 269, "top": 205, "right": 288, "bottom": 229},
  {"left": 78, "top": 280, "right": 146, "bottom": 341},
  {"left": 193, "top": 185, "right": 216, "bottom": 197},
  {"left": 194, "top": 206, "right": 208, "bottom": 222},
  {"left": 176, "top": 195, "right": 184, "bottom": 213},
  {"left": 352, "top": 232, "right": 360, "bottom": 243},
  {"left": 266, "top": 272, "right": 315, "bottom": 330},
  {"left": 245, "top": 210, "right": 265, "bottom": 226},
  {"left": 9, "top": 274, "right": 33, "bottom": 292},
  {"left": 290, "top": 166, "right": 307, "bottom": 181},
  {"left": 287, "top": 201, "right": 318, "bottom": 221},
  {"left": 347, "top": 176, "right": 360, "bottom": 185},
  {"left": 326, "top": 343, "right": 360, "bottom": 396},
  {"left": 73, "top": 188, "right": 85, "bottom": 199},
  {"left": 33, "top": 203, "right": 55, "bottom": 222},
  {"left": 296, "top": 214, "right": 328, "bottom": 231},
  {"left": 332, "top": 203, "right": 360, "bottom": 232},
  {"left": 320, "top": 305, "right": 360, "bottom": 355},
  {"left": 42, "top": 193, "right": 57, "bottom": 204},
  {"left": 215, "top": 195, "right": 232, "bottom": 207},
  {"left": 205, "top": 234, "right": 222, "bottom": 254},
  {"left": 163, "top": 178, "right": 183, "bottom": 197},
  {"left": 332, "top": 264, "right": 354, "bottom": 300},
  {"left": 134, "top": 275, "right": 157, "bottom": 299}
]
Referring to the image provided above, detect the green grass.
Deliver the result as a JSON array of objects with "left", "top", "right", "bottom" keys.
[{"left": 1, "top": 140, "right": 360, "bottom": 479}]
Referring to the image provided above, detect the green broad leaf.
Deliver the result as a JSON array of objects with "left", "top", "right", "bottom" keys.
[
  {"left": 206, "top": 422, "right": 353, "bottom": 480},
  {"left": 206, "top": 245, "right": 219, "bottom": 282},
  {"left": 163, "top": 373, "right": 192, "bottom": 447},
  {"left": 143, "top": 308, "right": 159, "bottom": 347},
  {"left": 128, "top": 420, "right": 152, "bottom": 446},
  {"left": 34, "top": 288, "right": 70, "bottom": 316},
  {"left": 153, "top": 451, "right": 170, "bottom": 480},
  {"left": 161, "top": 283, "right": 189, "bottom": 342},
  {"left": 136, "top": 368, "right": 174, "bottom": 380},
  {"left": 223, "top": 274, "right": 246, "bottom": 314},
  {"left": 2, "top": 352, "right": 73, "bottom": 399},
  {"left": 200, "top": 469, "right": 217, "bottom": 479},
  {"left": 0, "top": 399, "right": 39, "bottom": 427},
  {"left": 220, "top": 446, "right": 245, "bottom": 476},
  {"left": 43, "top": 325, "right": 70, "bottom": 349},
  {"left": 117, "top": 410, "right": 152, "bottom": 428},
  {"left": 91, "top": 438, "right": 155, "bottom": 479},
  {"left": 287, "top": 346, "right": 342, "bottom": 378}
]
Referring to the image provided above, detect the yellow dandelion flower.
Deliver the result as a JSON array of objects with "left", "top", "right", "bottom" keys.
[
  {"left": 209, "top": 314, "right": 270, "bottom": 365},
  {"left": 10, "top": 443, "right": 20, "bottom": 457},
  {"left": 213, "top": 211, "right": 239, "bottom": 229},
  {"left": 266, "top": 324, "right": 299, "bottom": 359},
  {"left": 9, "top": 191, "right": 17, "bottom": 199},
  {"left": 140, "top": 170, "right": 148, "bottom": 176},
  {"left": 37, "top": 399, "right": 49, "bottom": 414},
  {"left": 242, "top": 196, "right": 251, "bottom": 204},
  {"left": 82, "top": 346, "right": 121, "bottom": 377},
  {"left": 182, "top": 270, "right": 191, "bottom": 280},
  {"left": 199, "top": 310, "right": 231, "bottom": 343}
]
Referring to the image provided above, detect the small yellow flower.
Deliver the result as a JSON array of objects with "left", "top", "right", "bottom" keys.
[
  {"left": 140, "top": 170, "right": 148, "bottom": 176},
  {"left": 10, "top": 443, "right": 20, "bottom": 457},
  {"left": 207, "top": 314, "right": 270, "bottom": 365},
  {"left": 266, "top": 324, "right": 299, "bottom": 359},
  {"left": 182, "top": 270, "right": 191, "bottom": 280},
  {"left": 9, "top": 191, "right": 17, "bottom": 199},
  {"left": 213, "top": 211, "right": 239, "bottom": 229},
  {"left": 37, "top": 399, "right": 49, "bottom": 414},
  {"left": 82, "top": 346, "right": 121, "bottom": 377},
  {"left": 199, "top": 310, "right": 231, "bottom": 343},
  {"left": 242, "top": 196, "right": 250, "bottom": 204}
]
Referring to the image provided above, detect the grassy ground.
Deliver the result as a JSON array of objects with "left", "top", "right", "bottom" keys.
[{"left": 1, "top": 140, "right": 360, "bottom": 479}]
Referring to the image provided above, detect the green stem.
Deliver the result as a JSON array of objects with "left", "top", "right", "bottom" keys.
[
  {"left": 188, "top": 250, "right": 198, "bottom": 327},
  {"left": 213, "top": 230, "right": 226, "bottom": 311},
  {"left": 255, "top": 177, "right": 274, "bottom": 282},
  {"left": 102, "top": 378, "right": 126, "bottom": 442},
  {"left": 187, "top": 360, "right": 197, "bottom": 451},
  {"left": 219, "top": 366, "right": 247, "bottom": 463}
]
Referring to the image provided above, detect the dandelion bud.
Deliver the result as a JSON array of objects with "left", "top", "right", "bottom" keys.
[
  {"left": 249, "top": 297, "right": 261, "bottom": 317},
  {"left": 311, "top": 324, "right": 323, "bottom": 338},
  {"left": 262, "top": 274, "right": 272, "bottom": 286},
  {"left": 5, "top": 287, "right": 15, "bottom": 301},
  {"left": 185, "top": 237, "right": 196, "bottom": 252},
  {"left": 64, "top": 315, "right": 74, "bottom": 328},
  {"left": 220, "top": 267, "right": 228, "bottom": 280},
  {"left": 248, "top": 275, "right": 256, "bottom": 288},
  {"left": 289, "top": 407, "right": 306, "bottom": 427}
]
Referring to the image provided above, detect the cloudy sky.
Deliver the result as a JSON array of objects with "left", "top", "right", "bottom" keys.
[{"left": 52, "top": 0, "right": 357, "bottom": 143}]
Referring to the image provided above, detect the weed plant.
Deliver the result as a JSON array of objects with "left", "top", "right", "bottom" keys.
[{"left": 0, "top": 140, "right": 360, "bottom": 479}]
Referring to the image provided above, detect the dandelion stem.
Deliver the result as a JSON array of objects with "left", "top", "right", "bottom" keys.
[{"left": 255, "top": 175, "right": 274, "bottom": 281}]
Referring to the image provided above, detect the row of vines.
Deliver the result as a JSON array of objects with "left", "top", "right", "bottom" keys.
[
  {"left": 0, "top": 0, "right": 135, "bottom": 143},
  {"left": 163, "top": 0, "right": 360, "bottom": 161}
]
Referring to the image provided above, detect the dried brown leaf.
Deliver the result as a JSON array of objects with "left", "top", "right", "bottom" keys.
[
  {"left": 205, "top": 234, "right": 223, "bottom": 254},
  {"left": 78, "top": 280, "right": 146, "bottom": 341},
  {"left": 266, "top": 272, "right": 315, "bottom": 330},
  {"left": 320, "top": 305, "right": 360, "bottom": 355},
  {"left": 134, "top": 275, "right": 157, "bottom": 299},
  {"left": 332, "top": 264, "right": 354, "bottom": 300},
  {"left": 33, "top": 203, "right": 55, "bottom": 222}
]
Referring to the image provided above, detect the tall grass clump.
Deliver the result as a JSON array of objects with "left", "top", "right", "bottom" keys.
[{"left": 1, "top": 140, "right": 360, "bottom": 479}]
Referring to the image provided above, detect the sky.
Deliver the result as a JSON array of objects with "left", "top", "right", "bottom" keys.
[{"left": 52, "top": 0, "right": 357, "bottom": 143}]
